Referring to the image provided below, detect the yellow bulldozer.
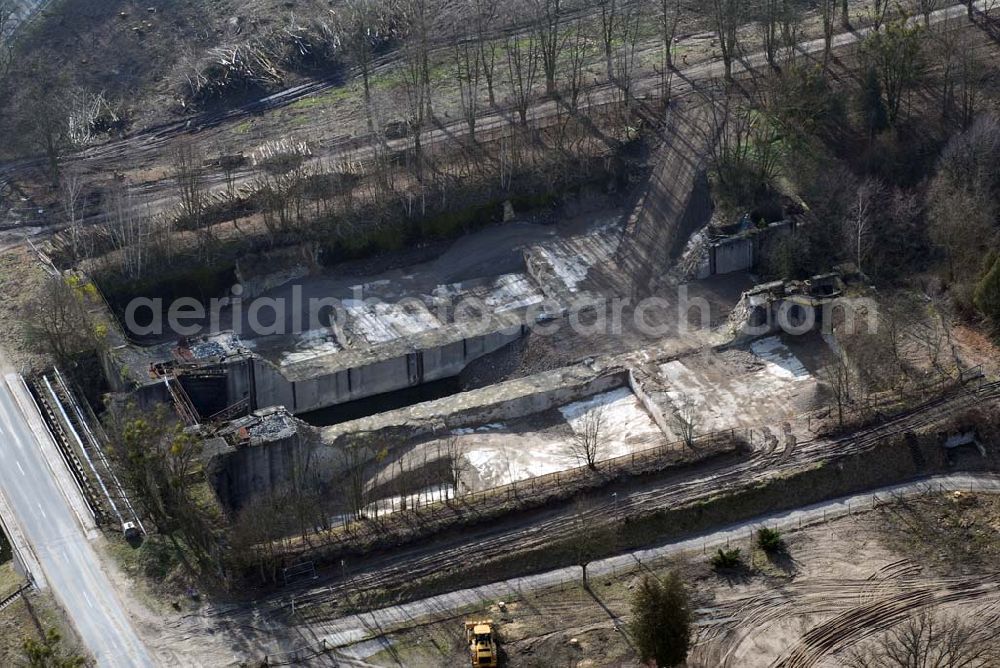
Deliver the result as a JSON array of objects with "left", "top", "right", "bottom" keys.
[{"left": 465, "top": 619, "right": 498, "bottom": 667}]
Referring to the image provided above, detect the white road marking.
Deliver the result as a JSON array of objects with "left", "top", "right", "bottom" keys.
[
  {"left": 36, "top": 502, "right": 47, "bottom": 519},
  {"left": 16, "top": 460, "right": 25, "bottom": 476}
]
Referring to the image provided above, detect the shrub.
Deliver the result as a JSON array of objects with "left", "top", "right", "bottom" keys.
[
  {"left": 756, "top": 527, "right": 785, "bottom": 554},
  {"left": 710, "top": 547, "right": 743, "bottom": 570}
]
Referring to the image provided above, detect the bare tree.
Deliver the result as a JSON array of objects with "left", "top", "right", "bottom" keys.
[
  {"left": 532, "top": 0, "right": 565, "bottom": 97},
  {"left": 567, "top": 405, "right": 606, "bottom": 469},
  {"left": 564, "top": 19, "right": 592, "bottom": 111},
  {"left": 103, "top": 183, "right": 154, "bottom": 280},
  {"left": 820, "top": 0, "right": 837, "bottom": 65},
  {"left": 15, "top": 60, "right": 72, "bottom": 185},
  {"left": 844, "top": 612, "right": 1000, "bottom": 668},
  {"left": 342, "top": 438, "right": 373, "bottom": 522},
  {"left": 505, "top": 31, "right": 540, "bottom": 125},
  {"left": 779, "top": 0, "right": 803, "bottom": 64},
  {"left": 597, "top": 0, "right": 618, "bottom": 80},
  {"left": 910, "top": 0, "right": 941, "bottom": 27},
  {"left": 659, "top": 0, "right": 682, "bottom": 71},
  {"left": 843, "top": 178, "right": 883, "bottom": 276},
  {"left": 339, "top": 0, "right": 381, "bottom": 134},
  {"left": 820, "top": 353, "right": 852, "bottom": 427},
  {"left": 710, "top": 0, "right": 743, "bottom": 81},
  {"left": 472, "top": 0, "right": 501, "bottom": 105},
  {"left": 59, "top": 167, "right": 87, "bottom": 264},
  {"left": 671, "top": 393, "right": 699, "bottom": 447},
  {"left": 399, "top": 0, "right": 435, "bottom": 120},
  {"left": 928, "top": 115, "right": 1000, "bottom": 282},
  {"left": 174, "top": 142, "right": 215, "bottom": 260},
  {"left": 657, "top": 0, "right": 682, "bottom": 100},
  {"left": 453, "top": 24, "right": 482, "bottom": 140},
  {"left": 444, "top": 436, "right": 469, "bottom": 499},
  {"left": 569, "top": 499, "right": 616, "bottom": 587},
  {"left": 865, "top": 0, "right": 892, "bottom": 32},
  {"left": 757, "top": 0, "right": 781, "bottom": 68},
  {"left": 613, "top": 0, "right": 642, "bottom": 105}
]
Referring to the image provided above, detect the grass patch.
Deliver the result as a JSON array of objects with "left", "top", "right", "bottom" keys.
[
  {"left": 0, "top": 562, "right": 25, "bottom": 600},
  {"left": 289, "top": 86, "right": 355, "bottom": 111}
]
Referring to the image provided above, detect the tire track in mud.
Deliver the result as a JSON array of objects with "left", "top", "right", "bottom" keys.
[{"left": 273, "top": 380, "right": 1000, "bottom": 622}]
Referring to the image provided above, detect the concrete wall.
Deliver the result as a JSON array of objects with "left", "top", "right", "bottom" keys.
[
  {"left": 206, "top": 430, "right": 323, "bottom": 512},
  {"left": 697, "top": 221, "right": 795, "bottom": 279},
  {"left": 202, "top": 327, "right": 527, "bottom": 418},
  {"left": 627, "top": 369, "right": 672, "bottom": 441},
  {"left": 208, "top": 363, "right": 630, "bottom": 510}
]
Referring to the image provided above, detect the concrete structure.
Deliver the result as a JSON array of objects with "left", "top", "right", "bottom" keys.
[
  {"left": 105, "top": 215, "right": 627, "bottom": 421},
  {"left": 728, "top": 272, "right": 846, "bottom": 338},
  {"left": 693, "top": 220, "right": 795, "bottom": 279}
]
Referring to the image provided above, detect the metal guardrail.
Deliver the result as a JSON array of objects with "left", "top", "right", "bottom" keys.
[{"left": 29, "top": 378, "right": 103, "bottom": 524}]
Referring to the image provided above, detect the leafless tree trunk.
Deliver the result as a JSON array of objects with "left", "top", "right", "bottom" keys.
[
  {"left": 821, "top": 354, "right": 852, "bottom": 427},
  {"left": 820, "top": 0, "right": 837, "bottom": 65},
  {"left": 59, "top": 167, "right": 86, "bottom": 264},
  {"left": 780, "top": 0, "right": 802, "bottom": 64},
  {"left": 613, "top": 0, "right": 642, "bottom": 105},
  {"left": 911, "top": 0, "right": 941, "bottom": 27},
  {"left": 402, "top": 35, "right": 429, "bottom": 188},
  {"left": 565, "top": 19, "right": 591, "bottom": 111},
  {"left": 174, "top": 143, "right": 213, "bottom": 260},
  {"left": 341, "top": 0, "right": 379, "bottom": 134},
  {"left": 532, "top": 0, "right": 565, "bottom": 97},
  {"left": 444, "top": 436, "right": 469, "bottom": 499},
  {"left": 597, "top": 0, "right": 618, "bottom": 80},
  {"left": 400, "top": 0, "right": 435, "bottom": 120},
  {"left": 472, "top": 0, "right": 500, "bottom": 105},
  {"left": 844, "top": 178, "right": 883, "bottom": 276},
  {"left": 866, "top": 0, "right": 891, "bottom": 32},
  {"left": 103, "top": 183, "right": 153, "bottom": 280},
  {"left": 711, "top": 0, "right": 742, "bottom": 81},
  {"left": 671, "top": 393, "right": 699, "bottom": 447},
  {"left": 757, "top": 0, "right": 780, "bottom": 68},
  {"left": 453, "top": 27, "right": 482, "bottom": 140},
  {"left": 505, "top": 32, "right": 540, "bottom": 125},
  {"left": 567, "top": 405, "right": 606, "bottom": 469}
]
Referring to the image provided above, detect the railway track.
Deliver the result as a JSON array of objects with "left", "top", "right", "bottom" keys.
[
  {"left": 268, "top": 379, "right": 1000, "bottom": 621},
  {"left": 29, "top": 369, "right": 145, "bottom": 533},
  {"left": 7, "top": 2, "right": 994, "bottom": 241}
]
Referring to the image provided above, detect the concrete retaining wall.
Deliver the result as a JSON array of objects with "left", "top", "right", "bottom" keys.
[
  {"left": 696, "top": 221, "right": 795, "bottom": 279},
  {"left": 627, "top": 369, "right": 672, "bottom": 441},
  {"left": 207, "top": 328, "right": 527, "bottom": 417},
  {"left": 209, "top": 363, "right": 630, "bottom": 510}
]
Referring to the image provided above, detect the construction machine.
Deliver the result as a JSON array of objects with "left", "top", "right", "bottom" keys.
[{"left": 465, "top": 619, "right": 498, "bottom": 667}]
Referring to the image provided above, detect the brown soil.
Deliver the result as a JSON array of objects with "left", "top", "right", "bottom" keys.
[{"left": 356, "top": 492, "right": 1000, "bottom": 667}]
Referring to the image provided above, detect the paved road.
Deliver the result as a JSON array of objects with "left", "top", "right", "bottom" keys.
[
  {"left": 0, "top": 374, "right": 153, "bottom": 667},
  {"left": 317, "top": 472, "right": 1000, "bottom": 660}
]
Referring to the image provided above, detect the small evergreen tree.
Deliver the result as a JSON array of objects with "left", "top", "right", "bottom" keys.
[
  {"left": 860, "top": 65, "right": 889, "bottom": 137},
  {"left": 710, "top": 547, "right": 743, "bottom": 570},
  {"left": 629, "top": 573, "right": 692, "bottom": 668},
  {"left": 757, "top": 527, "right": 785, "bottom": 554}
]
